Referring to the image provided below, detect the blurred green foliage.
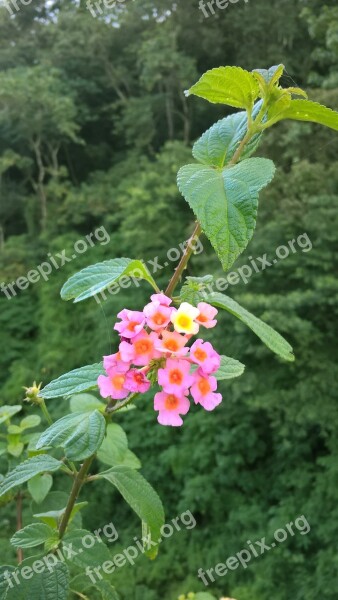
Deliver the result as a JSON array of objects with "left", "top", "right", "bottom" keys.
[{"left": 0, "top": 0, "right": 338, "bottom": 598}]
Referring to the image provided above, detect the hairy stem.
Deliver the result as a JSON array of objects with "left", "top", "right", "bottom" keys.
[
  {"left": 16, "top": 492, "right": 23, "bottom": 564},
  {"left": 165, "top": 221, "right": 202, "bottom": 298},
  {"left": 58, "top": 456, "right": 94, "bottom": 540},
  {"left": 39, "top": 398, "right": 53, "bottom": 426}
]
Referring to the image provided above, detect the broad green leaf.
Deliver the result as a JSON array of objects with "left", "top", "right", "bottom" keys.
[
  {"left": 195, "top": 593, "right": 218, "bottom": 600},
  {"left": 0, "top": 566, "right": 15, "bottom": 600},
  {"left": 98, "top": 466, "right": 164, "bottom": 559},
  {"left": 34, "top": 501, "right": 87, "bottom": 529},
  {"left": 177, "top": 158, "right": 275, "bottom": 271},
  {"left": 5, "top": 559, "right": 69, "bottom": 600},
  {"left": 193, "top": 101, "right": 263, "bottom": 168},
  {"left": 97, "top": 423, "right": 128, "bottom": 466},
  {"left": 186, "top": 66, "right": 259, "bottom": 109},
  {"left": 215, "top": 355, "right": 245, "bottom": 380},
  {"left": 20, "top": 414, "right": 41, "bottom": 429},
  {"left": 7, "top": 439, "right": 24, "bottom": 457},
  {"left": 62, "top": 528, "right": 111, "bottom": 569},
  {"left": 121, "top": 450, "right": 141, "bottom": 469},
  {"left": 207, "top": 292, "right": 294, "bottom": 361},
  {"left": 70, "top": 577, "right": 120, "bottom": 600},
  {"left": 270, "top": 99, "right": 338, "bottom": 131},
  {"left": 253, "top": 64, "right": 284, "bottom": 86},
  {"left": 0, "top": 405, "right": 21, "bottom": 425},
  {"left": 95, "top": 581, "right": 120, "bottom": 600},
  {"left": 10, "top": 523, "right": 57, "bottom": 548},
  {"left": 180, "top": 275, "right": 214, "bottom": 306},
  {"left": 28, "top": 473, "right": 53, "bottom": 504},
  {"left": 0, "top": 455, "right": 62, "bottom": 497},
  {"left": 36, "top": 410, "right": 106, "bottom": 461},
  {"left": 61, "top": 258, "right": 158, "bottom": 302},
  {"left": 40, "top": 363, "right": 104, "bottom": 399},
  {"left": 70, "top": 393, "right": 105, "bottom": 413}
]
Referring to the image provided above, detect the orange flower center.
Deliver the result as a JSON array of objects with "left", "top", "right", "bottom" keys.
[
  {"left": 164, "top": 394, "right": 180, "bottom": 410},
  {"left": 197, "top": 313, "right": 208, "bottom": 323},
  {"left": 134, "top": 339, "right": 152, "bottom": 354},
  {"left": 111, "top": 374, "right": 126, "bottom": 390},
  {"left": 127, "top": 321, "right": 139, "bottom": 332},
  {"left": 198, "top": 378, "right": 211, "bottom": 395},
  {"left": 164, "top": 339, "right": 179, "bottom": 352},
  {"left": 169, "top": 369, "right": 183, "bottom": 384},
  {"left": 194, "top": 347, "right": 207, "bottom": 362},
  {"left": 153, "top": 312, "right": 167, "bottom": 326}
]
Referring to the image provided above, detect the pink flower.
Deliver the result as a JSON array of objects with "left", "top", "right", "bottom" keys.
[
  {"left": 190, "top": 370, "right": 222, "bottom": 411},
  {"left": 155, "top": 331, "right": 189, "bottom": 357},
  {"left": 143, "top": 301, "right": 172, "bottom": 331},
  {"left": 158, "top": 358, "right": 194, "bottom": 394},
  {"left": 114, "top": 309, "right": 145, "bottom": 339},
  {"left": 154, "top": 391, "right": 190, "bottom": 427},
  {"left": 128, "top": 331, "right": 160, "bottom": 366},
  {"left": 118, "top": 340, "right": 136, "bottom": 364},
  {"left": 150, "top": 293, "right": 172, "bottom": 306},
  {"left": 125, "top": 369, "right": 151, "bottom": 393},
  {"left": 196, "top": 302, "right": 218, "bottom": 329},
  {"left": 103, "top": 352, "right": 130, "bottom": 374},
  {"left": 98, "top": 369, "right": 129, "bottom": 400},
  {"left": 190, "top": 339, "right": 221, "bottom": 374}
]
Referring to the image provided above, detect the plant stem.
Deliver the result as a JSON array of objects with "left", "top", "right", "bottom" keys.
[
  {"left": 16, "top": 492, "right": 23, "bottom": 564},
  {"left": 165, "top": 221, "right": 202, "bottom": 298},
  {"left": 39, "top": 398, "right": 53, "bottom": 426},
  {"left": 58, "top": 456, "right": 94, "bottom": 540}
]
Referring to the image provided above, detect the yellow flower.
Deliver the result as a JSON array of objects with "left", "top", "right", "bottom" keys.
[{"left": 171, "top": 302, "right": 200, "bottom": 334}]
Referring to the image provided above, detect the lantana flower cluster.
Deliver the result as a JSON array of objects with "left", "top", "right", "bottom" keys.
[{"left": 98, "top": 293, "right": 222, "bottom": 426}]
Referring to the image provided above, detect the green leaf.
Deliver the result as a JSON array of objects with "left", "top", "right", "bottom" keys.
[
  {"left": 177, "top": 158, "right": 275, "bottom": 271},
  {"left": 179, "top": 275, "right": 214, "bottom": 306},
  {"left": 186, "top": 66, "right": 259, "bottom": 109},
  {"left": 215, "top": 355, "right": 245, "bottom": 380},
  {"left": 193, "top": 101, "right": 263, "bottom": 168},
  {"left": 253, "top": 63, "right": 284, "bottom": 86},
  {"left": 62, "top": 528, "right": 112, "bottom": 569},
  {"left": 207, "top": 292, "right": 294, "bottom": 361},
  {"left": 0, "top": 455, "right": 62, "bottom": 497},
  {"left": 40, "top": 363, "right": 104, "bottom": 399},
  {"left": 70, "top": 393, "right": 105, "bottom": 413},
  {"left": 60, "top": 258, "right": 158, "bottom": 303},
  {"left": 95, "top": 581, "right": 120, "bottom": 600},
  {"left": 0, "top": 405, "right": 22, "bottom": 425},
  {"left": 0, "top": 566, "right": 15, "bottom": 600},
  {"left": 10, "top": 523, "right": 57, "bottom": 549},
  {"left": 5, "top": 559, "right": 69, "bottom": 600},
  {"left": 36, "top": 410, "right": 106, "bottom": 461},
  {"left": 28, "top": 473, "right": 53, "bottom": 504},
  {"left": 20, "top": 414, "right": 41, "bottom": 429},
  {"left": 270, "top": 99, "right": 338, "bottom": 131},
  {"left": 195, "top": 593, "right": 218, "bottom": 600},
  {"left": 7, "top": 439, "right": 24, "bottom": 458},
  {"left": 97, "top": 423, "right": 128, "bottom": 466},
  {"left": 98, "top": 466, "right": 164, "bottom": 559},
  {"left": 34, "top": 502, "right": 87, "bottom": 529}
]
